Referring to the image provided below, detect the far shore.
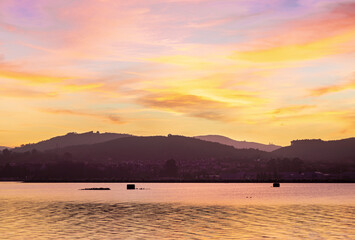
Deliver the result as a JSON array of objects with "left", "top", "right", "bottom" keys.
[{"left": 1, "top": 179, "right": 353, "bottom": 183}]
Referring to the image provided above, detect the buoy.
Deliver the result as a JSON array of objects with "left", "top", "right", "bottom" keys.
[{"left": 273, "top": 182, "right": 280, "bottom": 187}]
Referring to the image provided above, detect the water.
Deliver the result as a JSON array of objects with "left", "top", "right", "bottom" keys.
[{"left": 0, "top": 183, "right": 354, "bottom": 239}]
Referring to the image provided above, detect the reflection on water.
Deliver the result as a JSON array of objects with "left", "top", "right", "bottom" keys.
[
  {"left": 0, "top": 201, "right": 354, "bottom": 239},
  {"left": 0, "top": 183, "right": 354, "bottom": 239}
]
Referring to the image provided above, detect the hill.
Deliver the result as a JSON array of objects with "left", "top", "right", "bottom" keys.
[
  {"left": 272, "top": 138, "right": 355, "bottom": 162},
  {"left": 195, "top": 135, "right": 281, "bottom": 152},
  {"left": 0, "top": 146, "right": 9, "bottom": 151},
  {"left": 57, "top": 135, "right": 266, "bottom": 163},
  {"left": 1, "top": 135, "right": 354, "bottom": 182},
  {"left": 13, "top": 131, "right": 132, "bottom": 152}
]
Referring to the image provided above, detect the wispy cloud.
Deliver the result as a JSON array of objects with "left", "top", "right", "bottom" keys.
[
  {"left": 147, "top": 55, "right": 215, "bottom": 68},
  {"left": 233, "top": 2, "right": 355, "bottom": 63},
  {"left": 339, "top": 111, "right": 355, "bottom": 133},
  {"left": 272, "top": 105, "right": 316, "bottom": 115},
  {"left": 0, "top": 22, "right": 21, "bottom": 33},
  {"left": 0, "top": 86, "right": 57, "bottom": 98},
  {"left": 40, "top": 108, "right": 125, "bottom": 125},
  {"left": 310, "top": 76, "right": 355, "bottom": 96},
  {"left": 263, "top": 2, "right": 355, "bottom": 47},
  {"left": 233, "top": 30, "right": 355, "bottom": 62},
  {"left": 0, "top": 65, "right": 71, "bottom": 84},
  {"left": 61, "top": 83, "right": 104, "bottom": 92}
]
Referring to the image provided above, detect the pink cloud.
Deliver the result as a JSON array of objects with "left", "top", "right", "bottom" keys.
[{"left": 245, "top": 2, "right": 355, "bottom": 49}]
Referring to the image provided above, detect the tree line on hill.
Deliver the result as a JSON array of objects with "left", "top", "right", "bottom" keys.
[{"left": 0, "top": 149, "right": 353, "bottom": 182}]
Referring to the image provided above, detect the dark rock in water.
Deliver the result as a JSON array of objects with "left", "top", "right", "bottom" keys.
[
  {"left": 127, "top": 184, "right": 135, "bottom": 190},
  {"left": 80, "top": 187, "right": 110, "bottom": 190},
  {"left": 273, "top": 182, "right": 280, "bottom": 187}
]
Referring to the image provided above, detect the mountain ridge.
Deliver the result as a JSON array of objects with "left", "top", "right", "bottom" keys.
[
  {"left": 195, "top": 135, "right": 281, "bottom": 152},
  {"left": 272, "top": 138, "right": 355, "bottom": 162},
  {"left": 10, "top": 132, "right": 355, "bottom": 164},
  {"left": 12, "top": 131, "right": 282, "bottom": 153},
  {"left": 2, "top": 134, "right": 354, "bottom": 182},
  {"left": 54, "top": 135, "right": 266, "bottom": 163},
  {"left": 13, "top": 131, "right": 133, "bottom": 152}
]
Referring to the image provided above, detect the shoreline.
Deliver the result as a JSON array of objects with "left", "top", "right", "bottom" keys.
[{"left": 2, "top": 180, "right": 354, "bottom": 183}]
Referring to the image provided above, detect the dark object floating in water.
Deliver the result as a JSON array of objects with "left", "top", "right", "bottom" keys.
[
  {"left": 127, "top": 184, "right": 135, "bottom": 190},
  {"left": 273, "top": 182, "right": 280, "bottom": 187},
  {"left": 80, "top": 188, "right": 110, "bottom": 190}
]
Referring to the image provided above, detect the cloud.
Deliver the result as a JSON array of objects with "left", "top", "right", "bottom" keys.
[
  {"left": 233, "top": 29, "right": 355, "bottom": 62},
  {"left": 0, "top": 22, "right": 21, "bottom": 33},
  {"left": 270, "top": 2, "right": 355, "bottom": 46},
  {"left": 137, "top": 92, "right": 234, "bottom": 121},
  {"left": 0, "top": 0, "right": 153, "bottom": 63},
  {"left": 309, "top": 77, "right": 355, "bottom": 96},
  {"left": 272, "top": 105, "right": 316, "bottom": 115},
  {"left": 0, "top": 66, "right": 70, "bottom": 84},
  {"left": 138, "top": 92, "right": 226, "bottom": 109},
  {"left": 61, "top": 83, "right": 104, "bottom": 92},
  {"left": 191, "top": 111, "right": 229, "bottom": 121},
  {"left": 263, "top": 108, "right": 355, "bottom": 129},
  {"left": 40, "top": 108, "right": 125, "bottom": 125},
  {"left": 232, "top": 2, "right": 355, "bottom": 63},
  {"left": 339, "top": 111, "right": 355, "bottom": 133},
  {"left": 147, "top": 55, "right": 214, "bottom": 68},
  {"left": 0, "top": 86, "right": 57, "bottom": 98}
]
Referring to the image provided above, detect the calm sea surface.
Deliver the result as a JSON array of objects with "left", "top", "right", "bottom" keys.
[{"left": 0, "top": 182, "right": 354, "bottom": 239}]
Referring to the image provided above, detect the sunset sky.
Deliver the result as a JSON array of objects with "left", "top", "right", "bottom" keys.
[{"left": 0, "top": 0, "right": 354, "bottom": 147}]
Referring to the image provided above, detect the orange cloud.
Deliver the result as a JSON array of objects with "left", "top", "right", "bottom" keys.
[
  {"left": 40, "top": 108, "right": 125, "bottom": 125},
  {"left": 61, "top": 83, "right": 104, "bottom": 92},
  {"left": 137, "top": 92, "right": 234, "bottom": 121},
  {"left": 310, "top": 77, "right": 355, "bottom": 96},
  {"left": 0, "top": 68, "right": 70, "bottom": 84},
  {"left": 272, "top": 105, "right": 316, "bottom": 115}
]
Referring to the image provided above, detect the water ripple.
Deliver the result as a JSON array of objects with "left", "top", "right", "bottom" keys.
[{"left": 0, "top": 200, "right": 354, "bottom": 239}]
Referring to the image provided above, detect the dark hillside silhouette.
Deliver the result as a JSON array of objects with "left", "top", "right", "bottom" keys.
[
  {"left": 0, "top": 134, "right": 354, "bottom": 182},
  {"left": 13, "top": 131, "right": 132, "bottom": 152},
  {"left": 195, "top": 135, "right": 281, "bottom": 152},
  {"left": 0, "top": 146, "right": 8, "bottom": 151},
  {"left": 273, "top": 138, "right": 355, "bottom": 162},
  {"left": 57, "top": 135, "right": 266, "bottom": 163}
]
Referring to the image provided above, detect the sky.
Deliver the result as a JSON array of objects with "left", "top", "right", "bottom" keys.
[{"left": 0, "top": 0, "right": 354, "bottom": 147}]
